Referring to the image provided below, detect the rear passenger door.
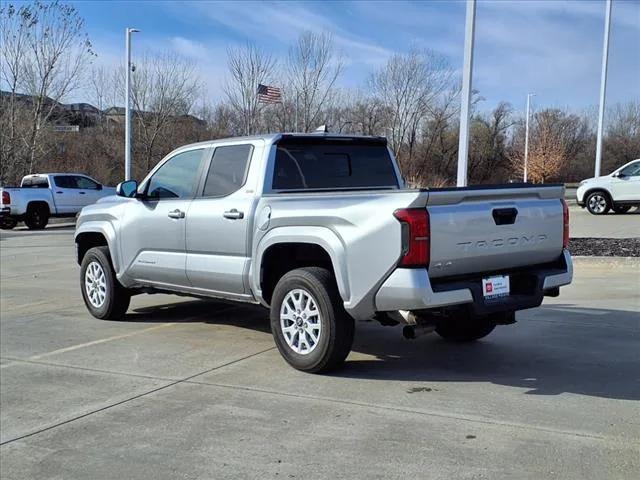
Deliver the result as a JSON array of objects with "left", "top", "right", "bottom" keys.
[
  {"left": 52, "top": 175, "right": 81, "bottom": 213},
  {"left": 185, "top": 142, "right": 260, "bottom": 297}
]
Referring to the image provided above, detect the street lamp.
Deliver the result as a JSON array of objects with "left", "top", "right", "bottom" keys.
[
  {"left": 125, "top": 27, "right": 140, "bottom": 181},
  {"left": 524, "top": 93, "right": 535, "bottom": 183},
  {"left": 595, "top": 0, "right": 612, "bottom": 178},
  {"left": 456, "top": 0, "right": 476, "bottom": 187}
]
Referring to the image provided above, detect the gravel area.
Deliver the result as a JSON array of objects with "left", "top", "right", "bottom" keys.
[{"left": 569, "top": 237, "right": 640, "bottom": 257}]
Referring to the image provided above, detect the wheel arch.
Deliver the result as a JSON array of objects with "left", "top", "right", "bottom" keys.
[
  {"left": 26, "top": 200, "right": 50, "bottom": 215},
  {"left": 584, "top": 187, "right": 613, "bottom": 203},
  {"left": 253, "top": 226, "right": 350, "bottom": 307},
  {"left": 75, "top": 223, "right": 119, "bottom": 271}
]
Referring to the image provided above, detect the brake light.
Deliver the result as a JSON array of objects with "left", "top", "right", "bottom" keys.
[
  {"left": 561, "top": 199, "right": 569, "bottom": 249},
  {"left": 393, "top": 208, "right": 430, "bottom": 267},
  {"left": 2, "top": 191, "right": 9, "bottom": 205}
]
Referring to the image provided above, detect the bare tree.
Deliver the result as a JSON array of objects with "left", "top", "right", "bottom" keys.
[
  {"left": 604, "top": 100, "right": 640, "bottom": 172},
  {"left": 0, "top": 1, "right": 95, "bottom": 179},
  {"left": 128, "top": 52, "right": 202, "bottom": 173},
  {"left": 468, "top": 102, "right": 514, "bottom": 183},
  {"left": 224, "top": 43, "right": 276, "bottom": 136},
  {"left": 287, "top": 31, "right": 343, "bottom": 132},
  {"left": 87, "top": 65, "right": 120, "bottom": 113},
  {"left": 371, "top": 49, "right": 453, "bottom": 172}
]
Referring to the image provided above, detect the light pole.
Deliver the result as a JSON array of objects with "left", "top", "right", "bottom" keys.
[
  {"left": 125, "top": 27, "right": 139, "bottom": 181},
  {"left": 523, "top": 93, "right": 535, "bottom": 183},
  {"left": 456, "top": 0, "right": 476, "bottom": 187},
  {"left": 595, "top": 0, "right": 612, "bottom": 178}
]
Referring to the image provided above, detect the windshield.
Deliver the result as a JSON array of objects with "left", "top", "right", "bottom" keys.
[{"left": 272, "top": 138, "right": 398, "bottom": 191}]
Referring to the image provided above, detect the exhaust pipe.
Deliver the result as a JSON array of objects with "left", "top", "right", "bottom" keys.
[{"left": 403, "top": 324, "right": 435, "bottom": 340}]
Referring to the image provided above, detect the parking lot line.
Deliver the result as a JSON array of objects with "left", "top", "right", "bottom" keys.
[
  {"left": 0, "top": 345, "right": 276, "bottom": 446},
  {"left": 25, "top": 323, "right": 177, "bottom": 361}
]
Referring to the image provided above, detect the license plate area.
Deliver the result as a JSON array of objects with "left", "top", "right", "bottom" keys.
[{"left": 482, "top": 275, "right": 510, "bottom": 300}]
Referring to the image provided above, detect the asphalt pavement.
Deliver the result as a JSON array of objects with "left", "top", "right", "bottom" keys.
[{"left": 0, "top": 219, "right": 639, "bottom": 479}]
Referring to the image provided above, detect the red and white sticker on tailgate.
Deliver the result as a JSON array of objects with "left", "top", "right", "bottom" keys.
[{"left": 482, "top": 275, "right": 510, "bottom": 299}]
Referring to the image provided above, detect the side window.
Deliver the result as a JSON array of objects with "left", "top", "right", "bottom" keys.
[
  {"left": 21, "top": 177, "right": 49, "bottom": 188},
  {"left": 619, "top": 162, "right": 640, "bottom": 177},
  {"left": 146, "top": 149, "right": 203, "bottom": 199},
  {"left": 202, "top": 144, "right": 253, "bottom": 197},
  {"left": 54, "top": 176, "right": 77, "bottom": 189},
  {"left": 75, "top": 176, "right": 100, "bottom": 190}
]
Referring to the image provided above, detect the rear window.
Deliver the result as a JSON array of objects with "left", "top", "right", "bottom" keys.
[
  {"left": 272, "top": 139, "right": 398, "bottom": 191},
  {"left": 21, "top": 176, "right": 49, "bottom": 188}
]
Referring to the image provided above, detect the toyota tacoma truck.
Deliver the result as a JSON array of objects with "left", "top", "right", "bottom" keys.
[
  {"left": 1, "top": 173, "right": 115, "bottom": 230},
  {"left": 75, "top": 134, "right": 573, "bottom": 373}
]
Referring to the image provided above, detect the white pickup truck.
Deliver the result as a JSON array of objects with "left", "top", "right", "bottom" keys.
[
  {"left": 1, "top": 173, "right": 115, "bottom": 230},
  {"left": 75, "top": 134, "right": 573, "bottom": 373}
]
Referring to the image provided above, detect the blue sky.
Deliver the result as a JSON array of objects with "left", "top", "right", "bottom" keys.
[{"left": 69, "top": 0, "right": 639, "bottom": 113}]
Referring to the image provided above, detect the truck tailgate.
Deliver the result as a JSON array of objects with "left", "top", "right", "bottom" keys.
[{"left": 426, "top": 185, "right": 565, "bottom": 279}]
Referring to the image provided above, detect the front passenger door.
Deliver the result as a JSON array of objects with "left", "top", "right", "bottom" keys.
[
  {"left": 611, "top": 161, "right": 640, "bottom": 201},
  {"left": 120, "top": 148, "right": 205, "bottom": 288}
]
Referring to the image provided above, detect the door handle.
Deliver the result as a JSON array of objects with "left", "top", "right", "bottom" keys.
[
  {"left": 79, "top": 191, "right": 86, "bottom": 195},
  {"left": 223, "top": 209, "right": 244, "bottom": 220},
  {"left": 167, "top": 209, "right": 185, "bottom": 219},
  {"left": 492, "top": 207, "right": 518, "bottom": 225},
  {"left": 56, "top": 191, "right": 63, "bottom": 194}
]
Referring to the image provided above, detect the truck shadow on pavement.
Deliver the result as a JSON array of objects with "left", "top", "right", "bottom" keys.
[
  {"left": 127, "top": 300, "right": 639, "bottom": 402},
  {"left": 342, "top": 304, "right": 640, "bottom": 402}
]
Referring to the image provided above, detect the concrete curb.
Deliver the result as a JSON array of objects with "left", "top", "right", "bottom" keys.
[{"left": 572, "top": 255, "right": 640, "bottom": 267}]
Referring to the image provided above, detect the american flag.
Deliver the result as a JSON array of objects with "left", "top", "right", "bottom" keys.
[{"left": 257, "top": 84, "right": 282, "bottom": 104}]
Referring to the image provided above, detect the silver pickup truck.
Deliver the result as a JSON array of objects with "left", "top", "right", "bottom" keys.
[{"left": 75, "top": 134, "right": 572, "bottom": 373}]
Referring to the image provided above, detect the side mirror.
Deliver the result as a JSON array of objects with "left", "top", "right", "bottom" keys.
[
  {"left": 116, "top": 180, "right": 139, "bottom": 198},
  {"left": 96, "top": 184, "right": 103, "bottom": 191}
]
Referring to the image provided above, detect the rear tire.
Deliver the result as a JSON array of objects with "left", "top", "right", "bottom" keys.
[
  {"left": 612, "top": 205, "right": 631, "bottom": 214},
  {"left": 24, "top": 204, "right": 49, "bottom": 229},
  {"left": 270, "top": 267, "right": 354, "bottom": 373},
  {"left": 80, "top": 246, "right": 131, "bottom": 320},
  {"left": 586, "top": 191, "right": 611, "bottom": 215},
  {"left": 435, "top": 310, "right": 497, "bottom": 342},
  {"left": 0, "top": 217, "right": 17, "bottom": 230}
]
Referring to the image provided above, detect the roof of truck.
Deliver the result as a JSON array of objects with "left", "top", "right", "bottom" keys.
[{"left": 176, "top": 132, "right": 387, "bottom": 150}]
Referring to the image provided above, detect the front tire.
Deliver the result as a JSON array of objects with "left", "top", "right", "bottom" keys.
[
  {"left": 80, "top": 246, "right": 131, "bottom": 320},
  {"left": 24, "top": 204, "right": 49, "bottom": 229},
  {"left": 270, "top": 267, "right": 354, "bottom": 373},
  {"left": 586, "top": 191, "right": 611, "bottom": 215},
  {"left": 436, "top": 310, "right": 497, "bottom": 342}
]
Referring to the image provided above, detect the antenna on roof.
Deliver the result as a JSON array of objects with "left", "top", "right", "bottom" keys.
[{"left": 314, "top": 125, "right": 329, "bottom": 133}]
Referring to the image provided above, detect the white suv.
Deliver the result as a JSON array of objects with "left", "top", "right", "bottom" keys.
[{"left": 577, "top": 159, "right": 640, "bottom": 215}]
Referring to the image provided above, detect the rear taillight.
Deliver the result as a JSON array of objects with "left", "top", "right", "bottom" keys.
[
  {"left": 393, "top": 208, "right": 430, "bottom": 267},
  {"left": 561, "top": 199, "right": 569, "bottom": 249},
  {"left": 1, "top": 191, "right": 9, "bottom": 205}
]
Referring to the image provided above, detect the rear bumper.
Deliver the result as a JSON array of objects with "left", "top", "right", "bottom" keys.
[
  {"left": 375, "top": 250, "right": 573, "bottom": 316},
  {"left": 0, "top": 206, "right": 12, "bottom": 217}
]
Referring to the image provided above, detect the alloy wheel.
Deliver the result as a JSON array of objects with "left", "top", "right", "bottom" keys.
[
  {"left": 85, "top": 261, "right": 107, "bottom": 308},
  {"left": 588, "top": 194, "right": 607, "bottom": 214},
  {"left": 280, "top": 288, "right": 322, "bottom": 355}
]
